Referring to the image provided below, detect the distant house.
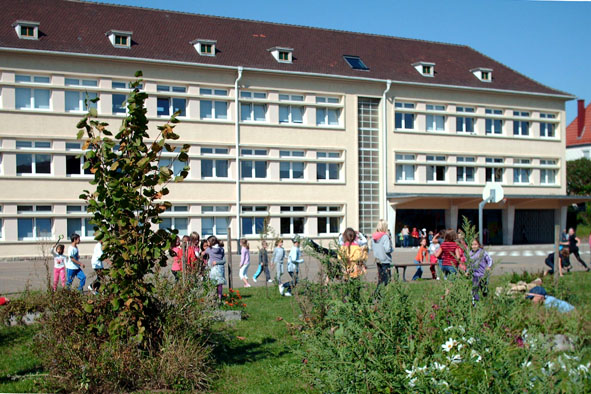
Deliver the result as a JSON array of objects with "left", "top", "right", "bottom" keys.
[{"left": 566, "top": 100, "right": 591, "bottom": 160}]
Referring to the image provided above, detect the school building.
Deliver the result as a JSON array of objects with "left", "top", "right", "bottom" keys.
[{"left": 0, "top": 0, "right": 583, "bottom": 257}]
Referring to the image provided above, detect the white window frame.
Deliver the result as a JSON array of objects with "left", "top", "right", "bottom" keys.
[
  {"left": 201, "top": 206, "right": 230, "bottom": 236},
  {"left": 16, "top": 140, "right": 51, "bottom": 175},
  {"left": 65, "top": 142, "right": 91, "bottom": 176},
  {"left": 66, "top": 206, "right": 95, "bottom": 239},
  {"left": 316, "top": 152, "right": 340, "bottom": 181},
  {"left": 316, "top": 97, "right": 340, "bottom": 126},
  {"left": 317, "top": 206, "right": 341, "bottom": 234},
  {"left": 201, "top": 147, "right": 229, "bottom": 179},
  {"left": 17, "top": 205, "right": 52, "bottom": 240},
  {"left": 240, "top": 91, "right": 267, "bottom": 122},
  {"left": 280, "top": 206, "right": 306, "bottom": 235},
  {"left": 456, "top": 107, "right": 475, "bottom": 133},
  {"left": 200, "top": 88, "right": 228, "bottom": 120},
  {"left": 426, "top": 155, "right": 446, "bottom": 182},
  {"left": 106, "top": 30, "right": 132, "bottom": 48},
  {"left": 160, "top": 206, "right": 189, "bottom": 236},
  {"left": 513, "top": 159, "right": 531, "bottom": 184},
  {"left": 192, "top": 39, "right": 217, "bottom": 56},
  {"left": 156, "top": 85, "right": 187, "bottom": 118},
  {"left": 395, "top": 154, "right": 416, "bottom": 182},
  {"left": 240, "top": 149, "right": 267, "bottom": 179},
  {"left": 13, "top": 21, "right": 39, "bottom": 40},
  {"left": 426, "top": 104, "right": 446, "bottom": 132},
  {"left": 513, "top": 111, "right": 530, "bottom": 136},
  {"left": 15, "top": 74, "right": 51, "bottom": 110},
  {"left": 241, "top": 206, "right": 267, "bottom": 235},
  {"left": 65, "top": 78, "right": 98, "bottom": 113},
  {"left": 279, "top": 94, "right": 305, "bottom": 124},
  {"left": 395, "top": 102, "right": 415, "bottom": 130},
  {"left": 456, "top": 156, "right": 476, "bottom": 183},
  {"left": 485, "top": 158, "right": 504, "bottom": 183},
  {"left": 280, "top": 150, "right": 305, "bottom": 180},
  {"left": 540, "top": 160, "right": 557, "bottom": 185},
  {"left": 540, "top": 113, "right": 556, "bottom": 138},
  {"left": 485, "top": 109, "right": 503, "bottom": 135}
]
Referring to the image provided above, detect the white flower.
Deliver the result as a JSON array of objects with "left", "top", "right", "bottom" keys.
[
  {"left": 405, "top": 368, "right": 415, "bottom": 378},
  {"left": 578, "top": 364, "right": 589, "bottom": 374},
  {"left": 546, "top": 361, "right": 555, "bottom": 370},
  {"left": 448, "top": 354, "right": 462, "bottom": 364},
  {"left": 563, "top": 354, "right": 579, "bottom": 361},
  {"left": 439, "top": 380, "right": 449, "bottom": 387},
  {"left": 458, "top": 326, "right": 465, "bottom": 333},
  {"left": 416, "top": 366, "right": 427, "bottom": 373},
  {"left": 444, "top": 326, "right": 454, "bottom": 332},
  {"left": 466, "top": 337, "right": 475, "bottom": 345},
  {"left": 471, "top": 350, "right": 482, "bottom": 363},
  {"left": 522, "top": 360, "right": 532, "bottom": 368},
  {"left": 433, "top": 362, "right": 446, "bottom": 371},
  {"left": 409, "top": 377, "right": 417, "bottom": 388},
  {"left": 441, "top": 338, "right": 457, "bottom": 352},
  {"left": 457, "top": 343, "right": 464, "bottom": 351}
]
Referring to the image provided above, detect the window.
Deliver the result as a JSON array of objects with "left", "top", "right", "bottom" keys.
[
  {"left": 112, "top": 81, "right": 128, "bottom": 114},
  {"left": 269, "top": 47, "right": 293, "bottom": 63},
  {"left": 343, "top": 55, "right": 369, "bottom": 70},
  {"left": 456, "top": 156, "right": 476, "bottom": 183},
  {"left": 160, "top": 206, "right": 189, "bottom": 236},
  {"left": 471, "top": 68, "right": 493, "bottom": 82},
  {"left": 66, "top": 206, "right": 94, "bottom": 238},
  {"left": 513, "top": 111, "right": 530, "bottom": 136},
  {"left": 66, "top": 142, "right": 91, "bottom": 176},
  {"left": 202, "top": 206, "right": 230, "bottom": 236},
  {"left": 157, "top": 85, "right": 187, "bottom": 117},
  {"left": 456, "top": 107, "right": 475, "bottom": 133},
  {"left": 201, "top": 147, "right": 229, "bottom": 178},
  {"left": 316, "top": 97, "right": 340, "bottom": 126},
  {"left": 15, "top": 75, "right": 50, "bottom": 110},
  {"left": 14, "top": 21, "right": 39, "bottom": 40},
  {"left": 17, "top": 205, "right": 52, "bottom": 240},
  {"left": 395, "top": 102, "right": 415, "bottom": 130},
  {"left": 513, "top": 159, "right": 531, "bottom": 184},
  {"left": 16, "top": 141, "right": 51, "bottom": 175},
  {"left": 426, "top": 155, "right": 446, "bottom": 182},
  {"left": 395, "top": 154, "right": 415, "bottom": 182},
  {"left": 242, "top": 206, "right": 267, "bottom": 235},
  {"left": 485, "top": 109, "right": 503, "bottom": 135},
  {"left": 159, "top": 157, "right": 185, "bottom": 177},
  {"left": 540, "top": 113, "right": 556, "bottom": 138},
  {"left": 426, "top": 104, "right": 445, "bottom": 131},
  {"left": 279, "top": 51, "right": 290, "bottom": 61},
  {"left": 317, "top": 152, "right": 340, "bottom": 180},
  {"left": 485, "top": 158, "right": 504, "bottom": 182},
  {"left": 241, "top": 149, "right": 267, "bottom": 179},
  {"left": 540, "top": 159, "right": 557, "bottom": 185},
  {"left": 240, "top": 91, "right": 267, "bottom": 122},
  {"left": 317, "top": 206, "right": 340, "bottom": 234},
  {"left": 280, "top": 206, "right": 305, "bottom": 235},
  {"left": 192, "top": 39, "right": 216, "bottom": 56},
  {"left": 200, "top": 88, "right": 228, "bottom": 120},
  {"left": 412, "top": 62, "right": 435, "bottom": 77},
  {"left": 65, "top": 78, "right": 98, "bottom": 112},
  {"left": 106, "top": 30, "right": 132, "bottom": 48},
  {"left": 280, "top": 150, "right": 305, "bottom": 180},
  {"left": 279, "top": 94, "right": 304, "bottom": 124}
]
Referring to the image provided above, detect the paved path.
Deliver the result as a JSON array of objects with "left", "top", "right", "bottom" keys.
[{"left": 1, "top": 244, "right": 589, "bottom": 294}]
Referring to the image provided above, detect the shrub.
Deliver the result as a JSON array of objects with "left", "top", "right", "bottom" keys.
[{"left": 0, "top": 289, "right": 48, "bottom": 326}]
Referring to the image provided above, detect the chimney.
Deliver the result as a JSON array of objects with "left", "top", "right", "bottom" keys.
[{"left": 578, "top": 99, "right": 585, "bottom": 138}]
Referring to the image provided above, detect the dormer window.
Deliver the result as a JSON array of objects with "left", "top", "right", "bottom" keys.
[
  {"left": 268, "top": 47, "right": 293, "bottom": 63},
  {"left": 106, "top": 30, "right": 132, "bottom": 48},
  {"left": 412, "top": 61, "right": 435, "bottom": 77},
  {"left": 471, "top": 67, "right": 493, "bottom": 83},
  {"left": 343, "top": 55, "right": 369, "bottom": 71},
  {"left": 191, "top": 39, "right": 217, "bottom": 56},
  {"left": 13, "top": 21, "right": 39, "bottom": 40}
]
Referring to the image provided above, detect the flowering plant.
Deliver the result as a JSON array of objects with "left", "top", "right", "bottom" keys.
[{"left": 221, "top": 288, "right": 246, "bottom": 310}]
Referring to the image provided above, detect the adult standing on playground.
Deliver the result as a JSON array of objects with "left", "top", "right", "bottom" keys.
[
  {"left": 568, "top": 228, "right": 590, "bottom": 272},
  {"left": 372, "top": 220, "right": 393, "bottom": 286}
]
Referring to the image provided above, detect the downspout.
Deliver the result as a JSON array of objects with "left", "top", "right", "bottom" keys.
[
  {"left": 381, "top": 80, "right": 392, "bottom": 220},
  {"left": 235, "top": 67, "right": 243, "bottom": 250}
]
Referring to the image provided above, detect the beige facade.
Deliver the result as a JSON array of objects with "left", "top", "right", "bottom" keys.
[{"left": 0, "top": 45, "right": 575, "bottom": 257}]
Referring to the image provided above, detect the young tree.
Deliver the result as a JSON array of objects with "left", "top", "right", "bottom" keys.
[
  {"left": 77, "top": 71, "right": 189, "bottom": 343},
  {"left": 566, "top": 158, "right": 591, "bottom": 196}
]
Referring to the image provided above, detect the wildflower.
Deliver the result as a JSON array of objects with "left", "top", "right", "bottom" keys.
[
  {"left": 441, "top": 338, "right": 457, "bottom": 352},
  {"left": 439, "top": 380, "right": 449, "bottom": 388},
  {"left": 408, "top": 377, "right": 417, "bottom": 388},
  {"left": 448, "top": 354, "right": 462, "bottom": 364},
  {"left": 432, "top": 303, "right": 440, "bottom": 310},
  {"left": 433, "top": 362, "right": 446, "bottom": 371},
  {"left": 470, "top": 350, "right": 481, "bottom": 363},
  {"left": 444, "top": 326, "right": 454, "bottom": 332},
  {"left": 578, "top": 364, "right": 589, "bottom": 374},
  {"left": 515, "top": 336, "right": 524, "bottom": 348},
  {"left": 242, "top": 303, "right": 246, "bottom": 307},
  {"left": 522, "top": 360, "right": 532, "bottom": 368},
  {"left": 429, "top": 313, "right": 435, "bottom": 320},
  {"left": 405, "top": 368, "right": 415, "bottom": 378},
  {"left": 416, "top": 366, "right": 427, "bottom": 373},
  {"left": 457, "top": 343, "right": 464, "bottom": 351},
  {"left": 466, "top": 337, "right": 475, "bottom": 345}
]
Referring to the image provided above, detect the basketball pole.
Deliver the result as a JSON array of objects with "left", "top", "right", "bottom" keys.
[{"left": 479, "top": 190, "right": 494, "bottom": 245}]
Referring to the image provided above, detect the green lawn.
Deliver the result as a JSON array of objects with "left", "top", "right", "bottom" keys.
[{"left": 1, "top": 273, "right": 590, "bottom": 393}]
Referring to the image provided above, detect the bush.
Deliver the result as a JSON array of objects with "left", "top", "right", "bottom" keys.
[
  {"left": 295, "top": 276, "right": 591, "bottom": 392},
  {"left": 36, "top": 272, "right": 218, "bottom": 392},
  {"left": 0, "top": 289, "right": 48, "bottom": 326}
]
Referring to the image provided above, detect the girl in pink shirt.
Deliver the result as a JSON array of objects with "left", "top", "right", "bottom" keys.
[
  {"left": 171, "top": 237, "right": 183, "bottom": 282},
  {"left": 239, "top": 239, "right": 251, "bottom": 288}
]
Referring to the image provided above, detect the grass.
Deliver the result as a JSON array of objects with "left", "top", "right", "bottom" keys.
[{"left": 1, "top": 272, "right": 590, "bottom": 393}]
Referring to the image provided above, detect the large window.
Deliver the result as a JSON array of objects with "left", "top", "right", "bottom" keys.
[
  {"left": 280, "top": 206, "right": 305, "bottom": 235},
  {"left": 280, "top": 150, "right": 305, "bottom": 179},
  {"left": 17, "top": 205, "right": 52, "bottom": 240},
  {"left": 160, "top": 206, "right": 188, "bottom": 236},
  {"left": 202, "top": 206, "right": 229, "bottom": 236},
  {"left": 201, "top": 147, "right": 229, "bottom": 178},
  {"left": 456, "top": 107, "right": 475, "bottom": 133},
  {"left": 279, "top": 94, "right": 304, "bottom": 124},
  {"left": 242, "top": 206, "right": 267, "bottom": 235},
  {"left": 316, "top": 97, "right": 340, "bottom": 126},
  {"left": 200, "top": 88, "right": 228, "bottom": 120},
  {"left": 395, "top": 154, "right": 415, "bottom": 182},
  {"left": 65, "top": 78, "right": 98, "bottom": 112},
  {"left": 16, "top": 141, "right": 51, "bottom": 175},
  {"left": 157, "top": 85, "right": 187, "bottom": 117},
  {"left": 66, "top": 142, "right": 91, "bottom": 176},
  {"left": 241, "top": 149, "right": 267, "bottom": 179},
  {"left": 485, "top": 109, "right": 503, "bottom": 135},
  {"left": 394, "top": 102, "right": 415, "bottom": 130},
  {"left": 456, "top": 156, "right": 475, "bottom": 183},
  {"left": 15, "top": 75, "right": 50, "bottom": 110},
  {"left": 317, "top": 152, "right": 340, "bottom": 180},
  {"left": 485, "top": 158, "right": 504, "bottom": 182},
  {"left": 66, "top": 206, "right": 94, "bottom": 238},
  {"left": 513, "top": 159, "right": 531, "bottom": 184},
  {"left": 426, "top": 104, "right": 445, "bottom": 131},
  {"left": 513, "top": 111, "right": 530, "bottom": 136},
  {"left": 540, "top": 159, "right": 557, "bottom": 185},
  {"left": 317, "top": 206, "right": 340, "bottom": 234},
  {"left": 112, "top": 81, "right": 128, "bottom": 114},
  {"left": 426, "top": 155, "right": 446, "bottom": 182},
  {"left": 240, "top": 91, "right": 267, "bottom": 122},
  {"left": 540, "top": 113, "right": 556, "bottom": 138}
]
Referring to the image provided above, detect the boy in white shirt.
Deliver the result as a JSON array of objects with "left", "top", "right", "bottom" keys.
[
  {"left": 65, "top": 233, "right": 86, "bottom": 292},
  {"left": 88, "top": 241, "right": 105, "bottom": 295}
]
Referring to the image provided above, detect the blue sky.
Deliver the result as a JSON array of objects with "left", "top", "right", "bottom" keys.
[{"left": 96, "top": 0, "right": 589, "bottom": 123}]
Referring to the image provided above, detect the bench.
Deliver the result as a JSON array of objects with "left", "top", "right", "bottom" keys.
[{"left": 392, "top": 263, "right": 434, "bottom": 282}]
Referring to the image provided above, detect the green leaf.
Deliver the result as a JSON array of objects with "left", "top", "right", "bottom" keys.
[
  {"left": 88, "top": 107, "right": 98, "bottom": 117},
  {"left": 83, "top": 303, "right": 94, "bottom": 313},
  {"left": 76, "top": 129, "right": 84, "bottom": 139}
]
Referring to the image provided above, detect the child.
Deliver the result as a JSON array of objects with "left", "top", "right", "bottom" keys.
[
  {"left": 205, "top": 236, "right": 226, "bottom": 300},
  {"left": 469, "top": 239, "right": 493, "bottom": 302},
  {"left": 88, "top": 240, "right": 105, "bottom": 294},
  {"left": 544, "top": 247, "right": 570, "bottom": 277},
  {"left": 239, "top": 239, "right": 251, "bottom": 288},
  {"left": 428, "top": 235, "right": 440, "bottom": 280},
  {"left": 339, "top": 228, "right": 367, "bottom": 279},
  {"left": 170, "top": 237, "right": 183, "bottom": 281},
  {"left": 272, "top": 239, "right": 285, "bottom": 283},
  {"left": 372, "top": 220, "right": 392, "bottom": 286},
  {"left": 288, "top": 238, "right": 305, "bottom": 285},
  {"left": 434, "top": 230, "right": 461, "bottom": 279},
  {"left": 253, "top": 240, "right": 272, "bottom": 283},
  {"left": 65, "top": 233, "right": 86, "bottom": 292},
  {"left": 51, "top": 243, "right": 67, "bottom": 291},
  {"left": 526, "top": 286, "right": 574, "bottom": 313},
  {"left": 412, "top": 238, "right": 430, "bottom": 281}
]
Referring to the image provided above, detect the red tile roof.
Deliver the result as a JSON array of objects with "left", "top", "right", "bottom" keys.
[
  {"left": 566, "top": 102, "right": 591, "bottom": 147},
  {"left": 0, "top": 0, "right": 571, "bottom": 97}
]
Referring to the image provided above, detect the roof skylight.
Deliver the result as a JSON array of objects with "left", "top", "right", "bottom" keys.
[{"left": 343, "top": 55, "right": 369, "bottom": 71}]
